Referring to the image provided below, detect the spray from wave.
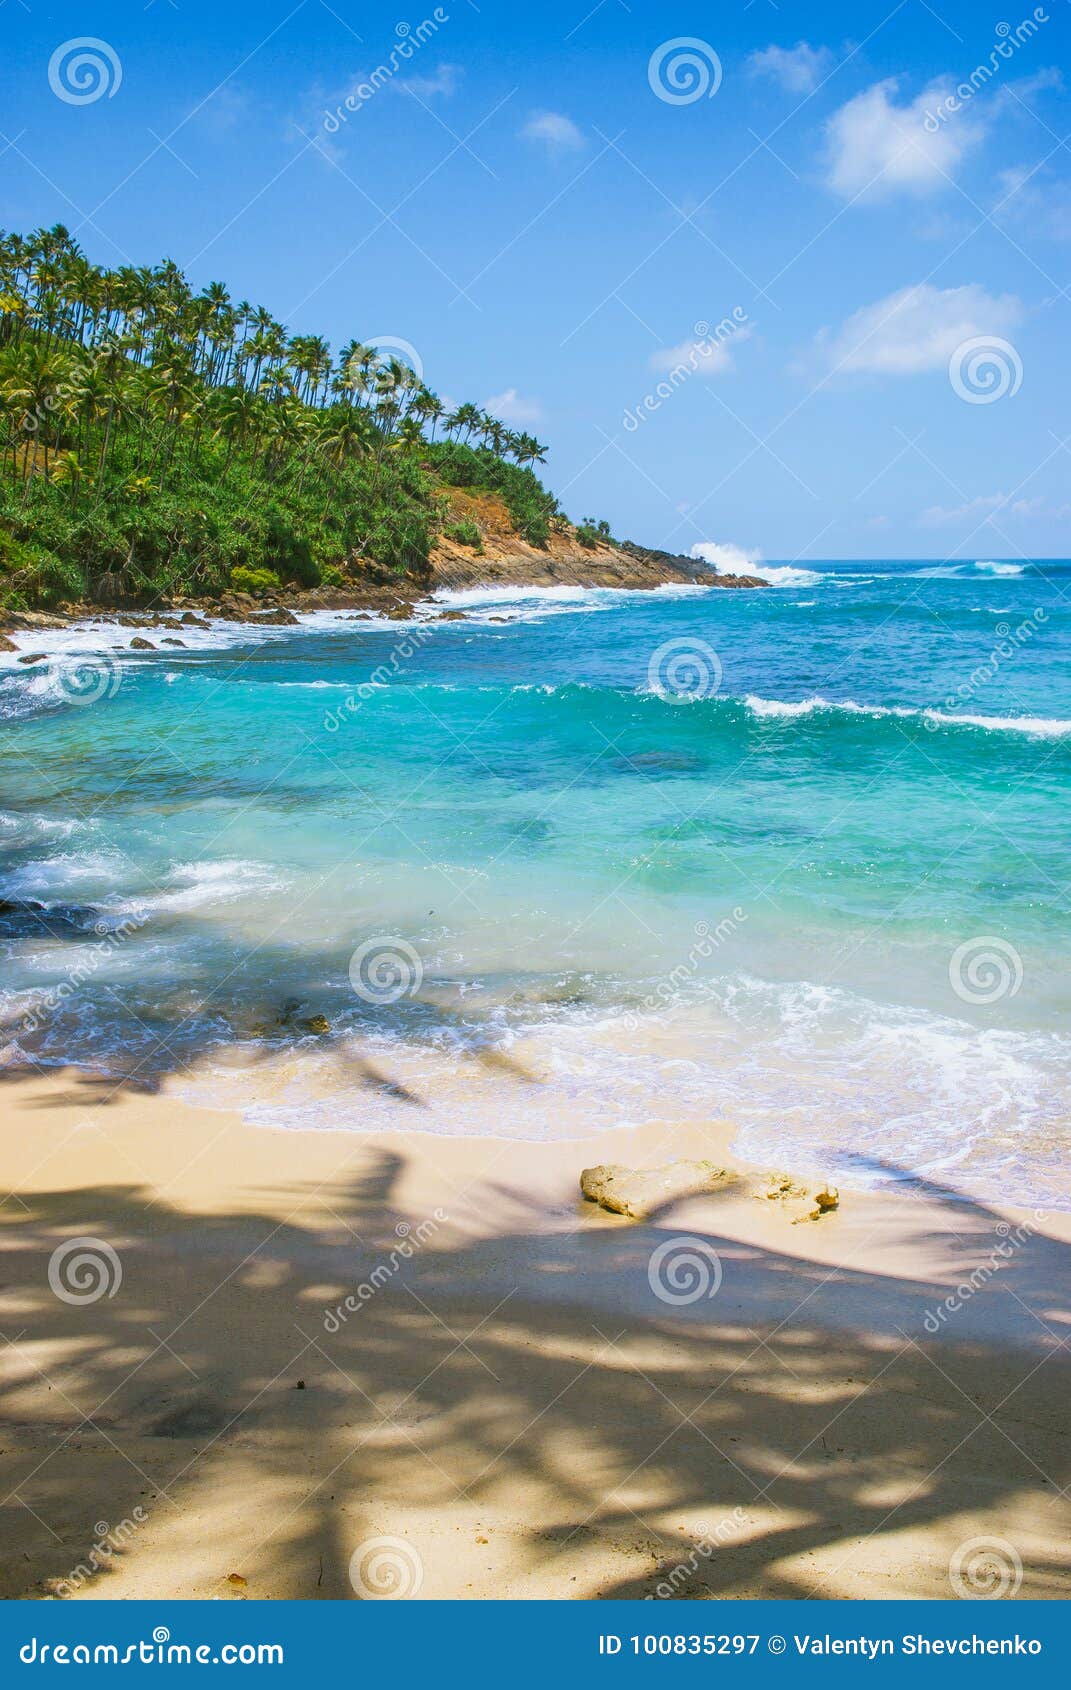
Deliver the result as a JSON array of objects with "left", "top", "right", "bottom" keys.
[{"left": 690, "top": 541, "right": 821, "bottom": 588}]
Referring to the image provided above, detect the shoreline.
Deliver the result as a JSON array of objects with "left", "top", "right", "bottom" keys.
[
  {"left": 0, "top": 542, "right": 764, "bottom": 640},
  {"left": 1, "top": 1066, "right": 1069, "bottom": 1601}
]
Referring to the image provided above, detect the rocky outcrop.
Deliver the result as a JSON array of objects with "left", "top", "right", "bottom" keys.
[
  {"left": 580, "top": 1160, "right": 733, "bottom": 1219},
  {"left": 427, "top": 490, "right": 764, "bottom": 593},
  {"left": 249, "top": 607, "right": 299, "bottom": 626},
  {"left": 4, "top": 611, "right": 70, "bottom": 630}
]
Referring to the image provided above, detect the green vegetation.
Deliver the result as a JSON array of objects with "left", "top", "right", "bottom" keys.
[
  {"left": 230, "top": 565, "right": 282, "bottom": 596},
  {"left": 445, "top": 519, "right": 484, "bottom": 553},
  {"left": 576, "top": 516, "right": 614, "bottom": 550},
  {"left": 427, "top": 442, "right": 558, "bottom": 549},
  {"left": 0, "top": 225, "right": 570, "bottom": 610}
]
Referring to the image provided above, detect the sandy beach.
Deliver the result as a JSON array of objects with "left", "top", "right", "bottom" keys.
[{"left": 1, "top": 1063, "right": 1069, "bottom": 1602}]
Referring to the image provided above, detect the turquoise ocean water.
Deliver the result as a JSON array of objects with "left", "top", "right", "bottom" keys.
[{"left": 2, "top": 558, "right": 1069, "bottom": 1206}]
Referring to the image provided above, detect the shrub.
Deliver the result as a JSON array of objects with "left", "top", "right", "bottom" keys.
[
  {"left": 576, "top": 516, "right": 613, "bottom": 549},
  {"left": 231, "top": 565, "right": 281, "bottom": 596},
  {"left": 446, "top": 519, "right": 483, "bottom": 552}
]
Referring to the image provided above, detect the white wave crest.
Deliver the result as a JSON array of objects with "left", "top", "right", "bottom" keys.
[
  {"left": 743, "top": 695, "right": 1071, "bottom": 737},
  {"left": 690, "top": 541, "right": 820, "bottom": 588}
]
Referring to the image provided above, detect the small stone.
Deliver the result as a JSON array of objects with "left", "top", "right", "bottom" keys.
[
  {"left": 17, "top": 653, "right": 47, "bottom": 665},
  {"left": 130, "top": 637, "right": 155, "bottom": 650}
]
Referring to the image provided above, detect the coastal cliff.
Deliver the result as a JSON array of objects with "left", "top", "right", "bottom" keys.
[{"left": 428, "top": 490, "right": 763, "bottom": 591}]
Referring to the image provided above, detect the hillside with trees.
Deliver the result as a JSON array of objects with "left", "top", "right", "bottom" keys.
[{"left": 0, "top": 225, "right": 590, "bottom": 611}]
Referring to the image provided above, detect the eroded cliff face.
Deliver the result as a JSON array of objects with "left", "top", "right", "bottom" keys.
[{"left": 428, "top": 489, "right": 765, "bottom": 592}]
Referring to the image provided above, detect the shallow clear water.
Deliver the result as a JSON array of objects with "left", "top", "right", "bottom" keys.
[{"left": 2, "top": 558, "right": 1069, "bottom": 1206}]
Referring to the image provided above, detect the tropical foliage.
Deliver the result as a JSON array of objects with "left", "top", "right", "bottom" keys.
[{"left": 0, "top": 225, "right": 559, "bottom": 608}]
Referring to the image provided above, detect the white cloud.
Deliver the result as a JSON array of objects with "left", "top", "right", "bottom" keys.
[
  {"left": 483, "top": 388, "right": 544, "bottom": 423},
  {"left": 399, "top": 63, "right": 461, "bottom": 97},
  {"left": 820, "top": 282, "right": 1022, "bottom": 375},
  {"left": 920, "top": 493, "right": 1044, "bottom": 525},
  {"left": 520, "top": 111, "right": 585, "bottom": 152},
  {"left": 825, "top": 77, "right": 984, "bottom": 198},
  {"left": 650, "top": 331, "right": 748, "bottom": 379},
  {"left": 747, "top": 42, "right": 833, "bottom": 95},
  {"left": 996, "top": 162, "right": 1071, "bottom": 240}
]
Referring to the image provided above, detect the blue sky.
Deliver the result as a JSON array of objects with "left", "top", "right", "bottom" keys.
[{"left": 3, "top": 0, "right": 1070, "bottom": 560}]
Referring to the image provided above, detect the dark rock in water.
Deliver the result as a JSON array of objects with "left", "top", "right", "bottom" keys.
[
  {"left": 130, "top": 637, "right": 155, "bottom": 650},
  {"left": 0, "top": 899, "right": 114, "bottom": 940},
  {"left": 0, "top": 634, "right": 17, "bottom": 652},
  {"left": 180, "top": 611, "right": 207, "bottom": 627},
  {"left": 302, "top": 1014, "right": 331, "bottom": 1035},
  {"left": 435, "top": 610, "right": 466, "bottom": 622},
  {"left": 17, "top": 653, "right": 47, "bottom": 665},
  {"left": 249, "top": 607, "right": 299, "bottom": 626},
  {"left": 161, "top": 637, "right": 186, "bottom": 647}
]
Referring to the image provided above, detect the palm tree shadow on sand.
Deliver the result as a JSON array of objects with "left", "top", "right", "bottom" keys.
[{"left": 1, "top": 1141, "right": 1069, "bottom": 1601}]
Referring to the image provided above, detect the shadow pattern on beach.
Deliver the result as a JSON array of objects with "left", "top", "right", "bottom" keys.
[{"left": 1, "top": 1144, "right": 1069, "bottom": 1601}]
